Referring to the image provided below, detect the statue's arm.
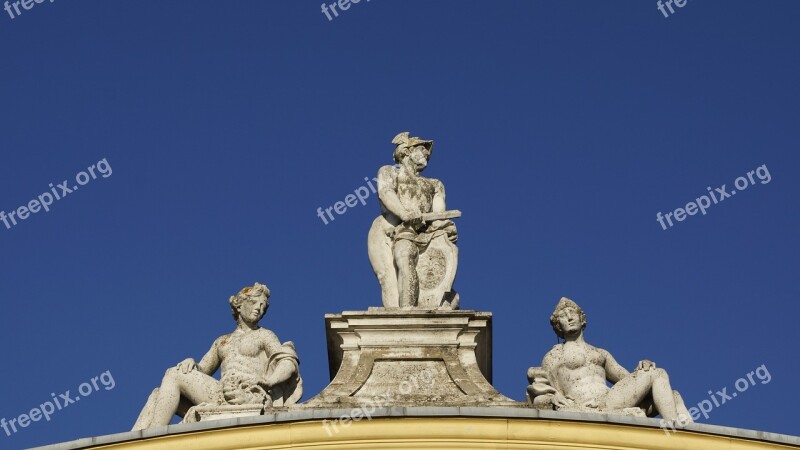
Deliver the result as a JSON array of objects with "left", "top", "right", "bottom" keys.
[
  {"left": 196, "top": 338, "right": 222, "bottom": 375},
  {"left": 429, "top": 179, "right": 457, "bottom": 237},
  {"left": 539, "top": 352, "right": 561, "bottom": 394},
  {"left": 601, "top": 349, "right": 630, "bottom": 384},
  {"left": 432, "top": 179, "right": 446, "bottom": 213},
  {"left": 261, "top": 331, "right": 298, "bottom": 387},
  {"left": 529, "top": 351, "right": 570, "bottom": 409},
  {"left": 377, "top": 166, "right": 411, "bottom": 220},
  {"left": 264, "top": 359, "right": 297, "bottom": 388}
]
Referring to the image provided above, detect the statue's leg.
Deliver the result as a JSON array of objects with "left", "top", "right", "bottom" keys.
[
  {"left": 368, "top": 216, "right": 399, "bottom": 307},
  {"left": 176, "top": 396, "right": 194, "bottom": 419},
  {"left": 604, "top": 368, "right": 680, "bottom": 420},
  {"left": 394, "top": 239, "right": 419, "bottom": 307},
  {"left": 132, "top": 388, "right": 160, "bottom": 431},
  {"left": 637, "top": 393, "right": 657, "bottom": 417},
  {"left": 148, "top": 368, "right": 221, "bottom": 428},
  {"left": 673, "top": 390, "right": 692, "bottom": 422},
  {"left": 640, "top": 390, "right": 692, "bottom": 421}
]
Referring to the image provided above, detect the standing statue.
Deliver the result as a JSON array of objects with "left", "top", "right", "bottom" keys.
[
  {"left": 526, "top": 298, "right": 692, "bottom": 422},
  {"left": 368, "top": 132, "right": 461, "bottom": 309},
  {"left": 132, "top": 283, "right": 302, "bottom": 430}
]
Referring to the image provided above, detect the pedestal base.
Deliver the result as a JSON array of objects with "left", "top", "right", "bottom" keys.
[{"left": 303, "top": 308, "right": 521, "bottom": 408}]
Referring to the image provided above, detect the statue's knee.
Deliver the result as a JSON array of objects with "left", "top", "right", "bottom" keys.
[
  {"left": 163, "top": 367, "right": 178, "bottom": 381},
  {"left": 394, "top": 247, "right": 417, "bottom": 262},
  {"left": 654, "top": 368, "right": 668, "bottom": 379}
]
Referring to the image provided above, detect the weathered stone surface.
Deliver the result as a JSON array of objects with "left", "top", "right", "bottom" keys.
[
  {"left": 367, "top": 132, "right": 461, "bottom": 309},
  {"left": 182, "top": 404, "right": 267, "bottom": 423},
  {"left": 303, "top": 308, "right": 521, "bottom": 408},
  {"left": 526, "top": 298, "right": 691, "bottom": 422},
  {"left": 132, "top": 283, "right": 303, "bottom": 430}
]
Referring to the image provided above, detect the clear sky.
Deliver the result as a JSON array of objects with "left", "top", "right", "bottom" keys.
[{"left": 1, "top": 1, "right": 798, "bottom": 448}]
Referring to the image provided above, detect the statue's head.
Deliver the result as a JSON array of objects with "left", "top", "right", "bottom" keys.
[
  {"left": 229, "top": 282, "right": 271, "bottom": 323},
  {"left": 550, "top": 297, "right": 586, "bottom": 339},
  {"left": 392, "top": 132, "right": 433, "bottom": 170}
]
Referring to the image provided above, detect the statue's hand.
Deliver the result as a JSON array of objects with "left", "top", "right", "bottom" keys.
[
  {"left": 428, "top": 219, "right": 447, "bottom": 231},
  {"left": 400, "top": 210, "right": 421, "bottom": 223},
  {"left": 177, "top": 358, "right": 198, "bottom": 374},
  {"left": 552, "top": 392, "right": 575, "bottom": 409},
  {"left": 400, "top": 210, "right": 423, "bottom": 229},
  {"left": 636, "top": 360, "right": 656, "bottom": 371}
]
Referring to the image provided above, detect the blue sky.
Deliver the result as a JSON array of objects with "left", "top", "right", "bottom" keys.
[{"left": 1, "top": 0, "right": 798, "bottom": 448}]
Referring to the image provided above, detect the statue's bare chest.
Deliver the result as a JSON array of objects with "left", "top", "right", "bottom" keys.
[
  {"left": 559, "top": 344, "right": 604, "bottom": 371},
  {"left": 220, "top": 332, "right": 263, "bottom": 358},
  {"left": 395, "top": 172, "right": 436, "bottom": 211}
]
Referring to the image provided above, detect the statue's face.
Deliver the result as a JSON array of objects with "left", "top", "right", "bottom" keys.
[
  {"left": 406, "top": 145, "right": 429, "bottom": 171},
  {"left": 556, "top": 307, "right": 583, "bottom": 336},
  {"left": 237, "top": 294, "right": 268, "bottom": 324}
]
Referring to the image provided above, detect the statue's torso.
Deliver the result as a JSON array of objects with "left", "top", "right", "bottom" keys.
[
  {"left": 551, "top": 342, "right": 609, "bottom": 403},
  {"left": 394, "top": 168, "right": 437, "bottom": 215},
  {"left": 218, "top": 329, "right": 272, "bottom": 382}
]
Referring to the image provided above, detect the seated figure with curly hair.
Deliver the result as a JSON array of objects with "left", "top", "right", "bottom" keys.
[{"left": 132, "top": 283, "right": 302, "bottom": 430}]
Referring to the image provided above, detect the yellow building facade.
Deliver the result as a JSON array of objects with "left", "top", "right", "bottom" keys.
[{"left": 34, "top": 408, "right": 800, "bottom": 450}]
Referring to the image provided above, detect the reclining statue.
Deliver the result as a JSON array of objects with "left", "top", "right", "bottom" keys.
[
  {"left": 367, "top": 132, "right": 460, "bottom": 309},
  {"left": 527, "top": 298, "right": 691, "bottom": 422},
  {"left": 132, "top": 283, "right": 302, "bottom": 430}
]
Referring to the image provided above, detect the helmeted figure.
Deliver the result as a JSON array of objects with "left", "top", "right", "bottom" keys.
[{"left": 367, "top": 132, "right": 461, "bottom": 309}]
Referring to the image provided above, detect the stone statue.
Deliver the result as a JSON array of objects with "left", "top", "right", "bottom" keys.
[
  {"left": 526, "top": 298, "right": 692, "bottom": 422},
  {"left": 367, "top": 132, "right": 461, "bottom": 309},
  {"left": 132, "top": 283, "right": 302, "bottom": 430}
]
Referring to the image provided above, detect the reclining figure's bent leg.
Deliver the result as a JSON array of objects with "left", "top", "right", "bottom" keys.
[
  {"left": 604, "top": 368, "right": 680, "bottom": 421},
  {"left": 133, "top": 368, "right": 220, "bottom": 430}
]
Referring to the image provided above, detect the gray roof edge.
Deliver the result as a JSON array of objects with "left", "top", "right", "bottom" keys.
[{"left": 27, "top": 407, "right": 800, "bottom": 450}]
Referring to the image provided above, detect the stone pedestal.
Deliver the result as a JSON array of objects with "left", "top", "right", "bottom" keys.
[{"left": 303, "top": 308, "right": 521, "bottom": 408}]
